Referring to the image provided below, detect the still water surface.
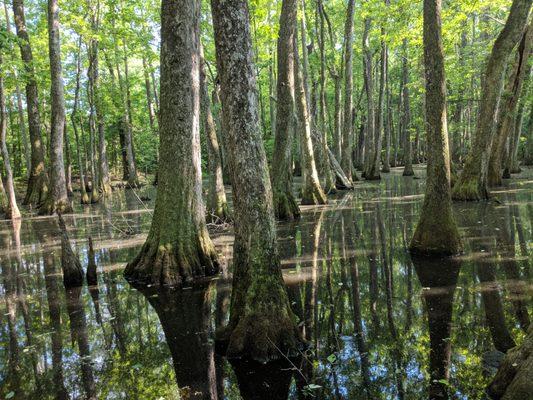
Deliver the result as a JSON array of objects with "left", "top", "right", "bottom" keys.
[{"left": 0, "top": 166, "right": 531, "bottom": 399}]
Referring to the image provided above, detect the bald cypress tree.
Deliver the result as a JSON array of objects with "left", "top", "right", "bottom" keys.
[
  {"left": 125, "top": 0, "right": 219, "bottom": 286},
  {"left": 211, "top": 0, "right": 302, "bottom": 361},
  {"left": 410, "top": 0, "right": 462, "bottom": 256}
]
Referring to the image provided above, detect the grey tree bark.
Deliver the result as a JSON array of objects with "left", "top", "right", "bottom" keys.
[
  {"left": 452, "top": 0, "right": 531, "bottom": 200},
  {"left": 410, "top": 0, "right": 462, "bottom": 256},
  {"left": 40, "top": 0, "right": 72, "bottom": 215},
  {"left": 271, "top": 0, "right": 300, "bottom": 220},
  {"left": 12, "top": 0, "right": 49, "bottom": 207},
  {"left": 211, "top": 0, "right": 302, "bottom": 361},
  {"left": 124, "top": 0, "right": 219, "bottom": 287},
  {"left": 362, "top": 17, "right": 376, "bottom": 180},
  {"left": 401, "top": 39, "right": 415, "bottom": 177}
]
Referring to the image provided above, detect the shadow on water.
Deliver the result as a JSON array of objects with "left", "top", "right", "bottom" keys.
[{"left": 0, "top": 166, "right": 532, "bottom": 399}]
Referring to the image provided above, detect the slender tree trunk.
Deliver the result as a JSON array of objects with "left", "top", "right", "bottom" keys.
[
  {"left": 293, "top": 31, "right": 327, "bottom": 205},
  {"left": 402, "top": 39, "right": 415, "bottom": 177},
  {"left": 12, "top": 0, "right": 49, "bottom": 206},
  {"left": 124, "top": 0, "right": 219, "bottom": 287},
  {"left": 410, "top": 0, "right": 462, "bottom": 256},
  {"left": 507, "top": 79, "right": 529, "bottom": 173},
  {"left": 362, "top": 18, "right": 376, "bottom": 179},
  {"left": 142, "top": 56, "right": 157, "bottom": 132},
  {"left": 453, "top": 0, "right": 531, "bottom": 200},
  {"left": 488, "top": 22, "right": 532, "bottom": 186},
  {"left": 71, "top": 38, "right": 90, "bottom": 204},
  {"left": 211, "top": 0, "right": 302, "bottom": 361},
  {"left": 0, "top": 54, "right": 21, "bottom": 220},
  {"left": 271, "top": 0, "right": 300, "bottom": 221},
  {"left": 341, "top": 0, "right": 356, "bottom": 184},
  {"left": 200, "top": 46, "right": 230, "bottom": 223},
  {"left": 40, "top": 0, "right": 71, "bottom": 215},
  {"left": 64, "top": 122, "right": 73, "bottom": 197}
]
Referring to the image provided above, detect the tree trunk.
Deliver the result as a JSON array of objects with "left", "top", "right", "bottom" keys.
[
  {"left": 211, "top": 0, "right": 302, "bottom": 361},
  {"left": 40, "top": 0, "right": 72, "bottom": 215},
  {"left": 124, "top": 0, "right": 219, "bottom": 287},
  {"left": 72, "top": 37, "right": 90, "bottom": 204},
  {"left": 58, "top": 214, "right": 83, "bottom": 288},
  {"left": 452, "top": 0, "right": 531, "bottom": 200},
  {"left": 341, "top": 0, "right": 356, "bottom": 184},
  {"left": 410, "top": 0, "right": 462, "bottom": 256},
  {"left": 64, "top": 122, "right": 73, "bottom": 197},
  {"left": 401, "top": 40, "right": 415, "bottom": 176},
  {"left": 200, "top": 46, "right": 230, "bottom": 223},
  {"left": 362, "top": 17, "right": 376, "bottom": 180},
  {"left": 488, "top": 22, "right": 532, "bottom": 186},
  {"left": 0, "top": 54, "right": 21, "bottom": 220},
  {"left": 142, "top": 56, "right": 157, "bottom": 132},
  {"left": 293, "top": 30, "right": 327, "bottom": 205},
  {"left": 271, "top": 0, "right": 300, "bottom": 221},
  {"left": 12, "top": 0, "right": 49, "bottom": 207}
]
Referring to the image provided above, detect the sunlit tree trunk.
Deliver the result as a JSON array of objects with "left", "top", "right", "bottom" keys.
[
  {"left": 124, "top": 0, "right": 218, "bottom": 287},
  {"left": 452, "top": 0, "right": 531, "bottom": 200},
  {"left": 200, "top": 46, "right": 230, "bottom": 223},
  {"left": 341, "top": 0, "right": 356, "bottom": 184},
  {"left": 0, "top": 55, "right": 21, "bottom": 220},
  {"left": 410, "top": 0, "right": 461, "bottom": 256},
  {"left": 401, "top": 39, "right": 415, "bottom": 177},
  {"left": 12, "top": 0, "right": 49, "bottom": 207},
  {"left": 362, "top": 18, "right": 376, "bottom": 179},
  {"left": 488, "top": 22, "right": 532, "bottom": 186},
  {"left": 40, "top": 0, "right": 72, "bottom": 215},
  {"left": 271, "top": 0, "right": 300, "bottom": 221},
  {"left": 211, "top": 0, "right": 302, "bottom": 360}
]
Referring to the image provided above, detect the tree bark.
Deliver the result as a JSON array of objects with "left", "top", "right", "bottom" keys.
[
  {"left": 293, "top": 30, "right": 327, "bottom": 205},
  {"left": 410, "top": 0, "right": 462, "bottom": 256},
  {"left": 124, "top": 0, "right": 219, "bottom": 287},
  {"left": 211, "top": 0, "right": 302, "bottom": 361},
  {"left": 488, "top": 22, "right": 532, "bottom": 186},
  {"left": 40, "top": 0, "right": 72, "bottom": 215},
  {"left": 200, "top": 46, "right": 230, "bottom": 223},
  {"left": 401, "top": 39, "right": 415, "bottom": 177},
  {"left": 12, "top": 0, "right": 49, "bottom": 206},
  {"left": 452, "top": 0, "right": 531, "bottom": 200},
  {"left": 362, "top": 17, "right": 376, "bottom": 180},
  {"left": 0, "top": 54, "right": 21, "bottom": 220},
  {"left": 341, "top": 0, "right": 356, "bottom": 184},
  {"left": 271, "top": 0, "right": 300, "bottom": 221}
]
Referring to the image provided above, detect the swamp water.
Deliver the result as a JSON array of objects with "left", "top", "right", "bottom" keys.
[{"left": 0, "top": 166, "right": 531, "bottom": 399}]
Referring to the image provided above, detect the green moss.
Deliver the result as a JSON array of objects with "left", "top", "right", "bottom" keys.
[
  {"left": 410, "top": 212, "right": 462, "bottom": 256},
  {"left": 273, "top": 190, "right": 300, "bottom": 220},
  {"left": 452, "top": 175, "right": 488, "bottom": 201}
]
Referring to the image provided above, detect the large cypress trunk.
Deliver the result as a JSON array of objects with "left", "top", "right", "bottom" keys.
[
  {"left": 410, "top": 0, "right": 462, "bottom": 256},
  {"left": 341, "top": 0, "right": 356, "bottom": 184},
  {"left": 211, "top": 0, "right": 303, "bottom": 361},
  {"left": 271, "top": 0, "right": 300, "bottom": 221},
  {"left": 40, "top": 0, "right": 72, "bottom": 215},
  {"left": 12, "top": 0, "right": 49, "bottom": 207},
  {"left": 200, "top": 47, "right": 230, "bottom": 223},
  {"left": 488, "top": 22, "right": 532, "bottom": 186},
  {"left": 124, "top": 0, "right": 218, "bottom": 287},
  {"left": 0, "top": 54, "right": 21, "bottom": 220},
  {"left": 452, "top": 0, "right": 531, "bottom": 200},
  {"left": 362, "top": 17, "right": 376, "bottom": 179}
]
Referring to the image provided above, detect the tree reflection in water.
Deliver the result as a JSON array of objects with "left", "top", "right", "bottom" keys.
[{"left": 0, "top": 168, "right": 531, "bottom": 399}]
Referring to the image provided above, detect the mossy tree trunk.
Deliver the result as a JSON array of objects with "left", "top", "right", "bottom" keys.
[
  {"left": 293, "top": 30, "right": 327, "bottom": 206},
  {"left": 488, "top": 22, "right": 532, "bottom": 186},
  {"left": 0, "top": 54, "right": 21, "bottom": 220},
  {"left": 401, "top": 39, "right": 415, "bottom": 177},
  {"left": 211, "top": 0, "right": 303, "bottom": 361},
  {"left": 124, "top": 0, "right": 219, "bottom": 287},
  {"left": 40, "top": 0, "right": 72, "bottom": 215},
  {"left": 58, "top": 215, "right": 83, "bottom": 288},
  {"left": 410, "top": 0, "right": 462, "bottom": 256},
  {"left": 271, "top": 0, "right": 300, "bottom": 221},
  {"left": 13, "top": 0, "right": 49, "bottom": 207},
  {"left": 452, "top": 0, "right": 531, "bottom": 201},
  {"left": 341, "top": 0, "right": 356, "bottom": 184},
  {"left": 200, "top": 46, "right": 230, "bottom": 223}
]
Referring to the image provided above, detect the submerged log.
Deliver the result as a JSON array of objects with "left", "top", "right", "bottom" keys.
[
  {"left": 488, "top": 324, "right": 533, "bottom": 399},
  {"left": 58, "top": 214, "right": 83, "bottom": 288},
  {"left": 86, "top": 237, "right": 97, "bottom": 286}
]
